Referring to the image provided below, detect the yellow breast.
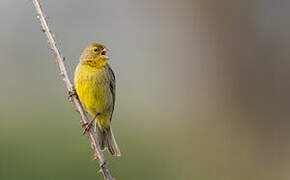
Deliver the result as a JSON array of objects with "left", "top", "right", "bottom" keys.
[{"left": 74, "top": 64, "right": 113, "bottom": 128}]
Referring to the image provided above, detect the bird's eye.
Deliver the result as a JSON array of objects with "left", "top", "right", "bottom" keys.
[{"left": 93, "top": 48, "right": 98, "bottom": 52}]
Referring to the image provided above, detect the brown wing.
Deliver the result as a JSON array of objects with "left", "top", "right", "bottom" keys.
[{"left": 107, "top": 64, "right": 116, "bottom": 121}]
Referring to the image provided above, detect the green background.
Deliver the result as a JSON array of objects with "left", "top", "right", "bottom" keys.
[{"left": 1, "top": 0, "right": 290, "bottom": 179}]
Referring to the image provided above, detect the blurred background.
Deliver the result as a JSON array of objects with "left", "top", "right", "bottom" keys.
[{"left": 1, "top": 0, "right": 290, "bottom": 179}]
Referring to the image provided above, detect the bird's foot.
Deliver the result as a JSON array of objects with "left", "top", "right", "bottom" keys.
[
  {"left": 82, "top": 120, "right": 94, "bottom": 135},
  {"left": 82, "top": 112, "right": 100, "bottom": 135}
]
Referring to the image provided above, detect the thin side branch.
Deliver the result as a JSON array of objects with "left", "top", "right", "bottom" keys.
[{"left": 31, "top": 0, "right": 113, "bottom": 179}]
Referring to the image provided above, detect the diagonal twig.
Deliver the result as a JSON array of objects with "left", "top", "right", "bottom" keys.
[{"left": 31, "top": 0, "right": 114, "bottom": 179}]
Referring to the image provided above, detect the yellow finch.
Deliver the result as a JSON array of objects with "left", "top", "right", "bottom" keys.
[{"left": 74, "top": 43, "right": 120, "bottom": 156}]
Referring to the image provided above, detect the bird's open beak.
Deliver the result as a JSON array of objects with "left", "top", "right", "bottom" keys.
[{"left": 101, "top": 48, "right": 109, "bottom": 60}]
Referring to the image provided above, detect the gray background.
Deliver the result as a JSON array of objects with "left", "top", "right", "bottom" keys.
[{"left": 1, "top": 0, "right": 290, "bottom": 179}]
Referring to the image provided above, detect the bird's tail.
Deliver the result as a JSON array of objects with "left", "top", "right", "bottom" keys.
[{"left": 95, "top": 125, "right": 121, "bottom": 156}]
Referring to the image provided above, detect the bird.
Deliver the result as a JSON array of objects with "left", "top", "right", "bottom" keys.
[{"left": 74, "top": 43, "right": 120, "bottom": 156}]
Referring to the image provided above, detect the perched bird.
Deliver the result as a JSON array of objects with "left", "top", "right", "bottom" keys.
[{"left": 74, "top": 43, "right": 120, "bottom": 156}]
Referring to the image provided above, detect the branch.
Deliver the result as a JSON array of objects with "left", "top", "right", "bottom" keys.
[{"left": 31, "top": 0, "right": 114, "bottom": 179}]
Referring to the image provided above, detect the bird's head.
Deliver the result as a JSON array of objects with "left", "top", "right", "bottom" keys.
[{"left": 80, "top": 43, "right": 109, "bottom": 68}]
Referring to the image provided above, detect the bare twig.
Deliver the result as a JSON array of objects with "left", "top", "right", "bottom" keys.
[{"left": 31, "top": 0, "right": 113, "bottom": 179}]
